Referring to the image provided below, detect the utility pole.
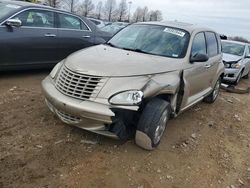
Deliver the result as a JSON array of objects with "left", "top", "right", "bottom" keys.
[{"left": 128, "top": 1, "right": 132, "bottom": 22}]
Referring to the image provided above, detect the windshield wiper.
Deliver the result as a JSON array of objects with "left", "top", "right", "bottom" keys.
[
  {"left": 122, "top": 48, "right": 153, "bottom": 55},
  {"left": 105, "top": 42, "right": 118, "bottom": 48}
]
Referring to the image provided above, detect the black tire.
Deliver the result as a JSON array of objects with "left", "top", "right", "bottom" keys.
[
  {"left": 242, "top": 71, "right": 249, "bottom": 79},
  {"left": 204, "top": 78, "right": 221, "bottom": 103},
  {"left": 136, "top": 98, "right": 171, "bottom": 148}
]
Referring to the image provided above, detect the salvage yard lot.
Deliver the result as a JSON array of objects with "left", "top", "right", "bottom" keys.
[{"left": 0, "top": 71, "right": 250, "bottom": 188}]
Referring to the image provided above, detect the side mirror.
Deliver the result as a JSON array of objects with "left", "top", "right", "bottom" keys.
[
  {"left": 245, "top": 54, "right": 250, "bottom": 59},
  {"left": 5, "top": 19, "right": 22, "bottom": 27},
  {"left": 190, "top": 53, "right": 209, "bottom": 63}
]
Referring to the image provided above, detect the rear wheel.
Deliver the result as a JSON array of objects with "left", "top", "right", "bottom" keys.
[
  {"left": 204, "top": 78, "right": 221, "bottom": 103},
  {"left": 135, "top": 98, "right": 171, "bottom": 150}
]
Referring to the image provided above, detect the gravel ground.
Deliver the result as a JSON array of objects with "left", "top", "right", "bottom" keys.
[{"left": 0, "top": 70, "right": 250, "bottom": 188}]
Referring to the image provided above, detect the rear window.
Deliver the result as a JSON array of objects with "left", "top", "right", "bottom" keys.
[
  {"left": 205, "top": 32, "right": 219, "bottom": 57},
  {"left": 58, "top": 13, "right": 88, "bottom": 30}
]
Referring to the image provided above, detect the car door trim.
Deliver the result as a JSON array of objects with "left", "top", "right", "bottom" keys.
[{"left": 0, "top": 7, "right": 92, "bottom": 32}]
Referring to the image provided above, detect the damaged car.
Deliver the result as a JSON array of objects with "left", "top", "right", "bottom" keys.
[
  {"left": 222, "top": 40, "right": 250, "bottom": 84},
  {"left": 42, "top": 21, "right": 224, "bottom": 150}
]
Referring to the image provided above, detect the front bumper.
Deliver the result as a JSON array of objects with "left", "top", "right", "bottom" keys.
[
  {"left": 42, "top": 76, "right": 118, "bottom": 138},
  {"left": 223, "top": 68, "right": 241, "bottom": 82}
]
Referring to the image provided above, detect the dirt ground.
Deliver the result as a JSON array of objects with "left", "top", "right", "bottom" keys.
[{"left": 0, "top": 70, "right": 249, "bottom": 188}]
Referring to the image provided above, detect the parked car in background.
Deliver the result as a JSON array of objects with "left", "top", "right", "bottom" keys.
[
  {"left": 42, "top": 21, "right": 224, "bottom": 150},
  {"left": 222, "top": 40, "right": 250, "bottom": 84},
  {"left": 100, "top": 22, "right": 129, "bottom": 35},
  {"left": 112, "top": 22, "right": 129, "bottom": 27},
  {"left": 0, "top": 0, "right": 112, "bottom": 71},
  {"left": 88, "top": 18, "right": 106, "bottom": 28}
]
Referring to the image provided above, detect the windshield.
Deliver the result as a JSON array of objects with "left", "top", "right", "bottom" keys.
[
  {"left": 222, "top": 41, "right": 245, "bottom": 56},
  {"left": 0, "top": 2, "right": 21, "bottom": 20},
  {"left": 107, "top": 24, "right": 190, "bottom": 58}
]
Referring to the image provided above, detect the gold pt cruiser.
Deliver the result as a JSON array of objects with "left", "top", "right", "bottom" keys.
[{"left": 42, "top": 21, "right": 225, "bottom": 150}]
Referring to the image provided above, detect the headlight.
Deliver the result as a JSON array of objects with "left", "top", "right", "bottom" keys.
[
  {"left": 50, "top": 60, "right": 64, "bottom": 79},
  {"left": 109, "top": 90, "right": 144, "bottom": 105},
  {"left": 231, "top": 63, "right": 241, "bottom": 69}
]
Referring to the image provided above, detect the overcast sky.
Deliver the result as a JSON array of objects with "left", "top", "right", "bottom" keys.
[{"left": 96, "top": 0, "right": 250, "bottom": 40}]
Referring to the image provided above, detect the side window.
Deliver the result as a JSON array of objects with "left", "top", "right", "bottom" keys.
[
  {"left": 205, "top": 32, "right": 219, "bottom": 57},
  {"left": 14, "top": 9, "right": 54, "bottom": 28},
  {"left": 247, "top": 46, "right": 250, "bottom": 56},
  {"left": 191, "top": 32, "right": 206, "bottom": 57},
  {"left": 216, "top": 33, "right": 222, "bottom": 53},
  {"left": 58, "top": 13, "right": 88, "bottom": 30}
]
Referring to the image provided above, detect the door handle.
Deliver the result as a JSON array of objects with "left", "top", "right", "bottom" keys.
[
  {"left": 44, "top": 33, "right": 56, "bottom": 37},
  {"left": 204, "top": 64, "right": 211, "bottom": 69},
  {"left": 82, "top": 35, "right": 90, "bottom": 38}
]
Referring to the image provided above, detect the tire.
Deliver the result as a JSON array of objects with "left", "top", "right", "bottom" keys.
[
  {"left": 136, "top": 98, "right": 171, "bottom": 149},
  {"left": 242, "top": 71, "right": 249, "bottom": 79},
  {"left": 204, "top": 78, "right": 221, "bottom": 103}
]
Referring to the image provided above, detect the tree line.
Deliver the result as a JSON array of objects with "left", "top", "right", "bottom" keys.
[{"left": 25, "top": 0, "right": 163, "bottom": 22}]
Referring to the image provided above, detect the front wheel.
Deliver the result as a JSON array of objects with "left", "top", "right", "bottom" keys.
[
  {"left": 204, "top": 78, "right": 221, "bottom": 103},
  {"left": 135, "top": 98, "right": 171, "bottom": 150}
]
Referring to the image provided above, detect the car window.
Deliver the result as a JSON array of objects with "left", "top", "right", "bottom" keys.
[
  {"left": 205, "top": 32, "right": 219, "bottom": 57},
  {"left": 191, "top": 32, "right": 206, "bottom": 57},
  {"left": 14, "top": 9, "right": 54, "bottom": 28},
  {"left": 216, "top": 33, "right": 222, "bottom": 53},
  {"left": 108, "top": 25, "right": 190, "bottom": 58},
  {"left": 222, "top": 41, "right": 245, "bottom": 56},
  {"left": 58, "top": 13, "right": 88, "bottom": 30}
]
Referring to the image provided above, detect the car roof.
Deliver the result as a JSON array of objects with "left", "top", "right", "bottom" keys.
[
  {"left": 135, "top": 21, "right": 213, "bottom": 34},
  {"left": 0, "top": 0, "right": 74, "bottom": 15},
  {"left": 221, "top": 40, "right": 247, "bottom": 46},
  {"left": 1, "top": 0, "right": 46, "bottom": 8}
]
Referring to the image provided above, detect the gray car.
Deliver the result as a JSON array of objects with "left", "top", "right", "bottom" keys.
[
  {"left": 42, "top": 21, "right": 224, "bottom": 150},
  {"left": 222, "top": 40, "right": 250, "bottom": 84}
]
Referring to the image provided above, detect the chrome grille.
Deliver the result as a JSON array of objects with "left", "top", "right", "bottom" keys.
[{"left": 55, "top": 66, "right": 104, "bottom": 100}]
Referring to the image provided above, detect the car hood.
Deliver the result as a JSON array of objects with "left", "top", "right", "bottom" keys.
[
  {"left": 65, "top": 45, "right": 182, "bottom": 77},
  {"left": 223, "top": 53, "right": 242, "bottom": 63}
]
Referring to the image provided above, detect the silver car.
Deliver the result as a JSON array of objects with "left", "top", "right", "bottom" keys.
[
  {"left": 222, "top": 40, "right": 250, "bottom": 84},
  {"left": 42, "top": 21, "right": 224, "bottom": 150}
]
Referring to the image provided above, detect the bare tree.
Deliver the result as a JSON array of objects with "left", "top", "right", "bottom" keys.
[
  {"left": 63, "top": 0, "right": 79, "bottom": 13},
  {"left": 132, "top": 7, "right": 143, "bottom": 22},
  {"left": 104, "top": 0, "right": 117, "bottom": 21},
  {"left": 149, "top": 10, "right": 163, "bottom": 21},
  {"left": 96, "top": 1, "right": 103, "bottom": 19},
  {"left": 45, "top": 0, "right": 60, "bottom": 8},
  {"left": 141, "top": 6, "right": 149, "bottom": 22},
  {"left": 117, "top": 0, "right": 128, "bottom": 22},
  {"left": 79, "top": 0, "right": 95, "bottom": 17}
]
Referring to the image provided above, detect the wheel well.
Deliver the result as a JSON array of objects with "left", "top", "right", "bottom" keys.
[
  {"left": 155, "top": 94, "right": 172, "bottom": 102},
  {"left": 241, "top": 68, "right": 245, "bottom": 74}
]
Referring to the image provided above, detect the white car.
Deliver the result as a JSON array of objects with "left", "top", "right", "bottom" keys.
[{"left": 222, "top": 40, "right": 250, "bottom": 84}]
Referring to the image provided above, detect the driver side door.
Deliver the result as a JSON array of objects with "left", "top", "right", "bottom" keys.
[{"left": 0, "top": 8, "right": 59, "bottom": 69}]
